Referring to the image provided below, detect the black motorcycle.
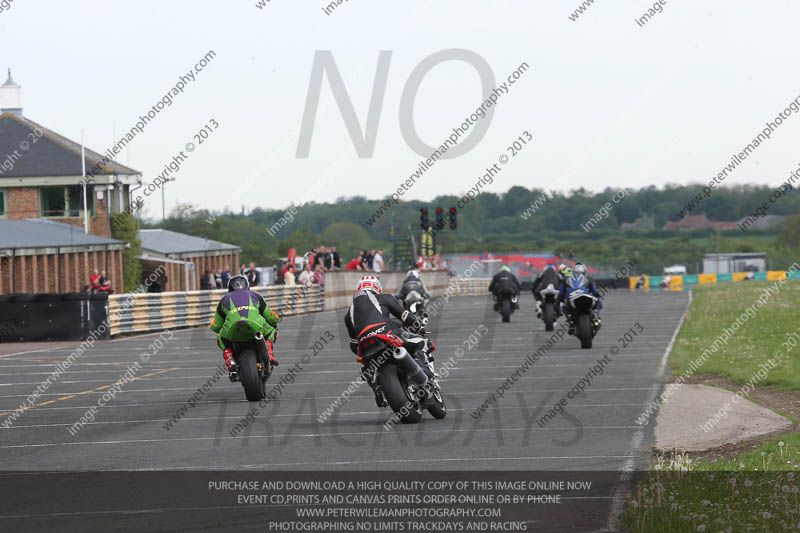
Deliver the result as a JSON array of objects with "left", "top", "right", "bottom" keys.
[
  {"left": 229, "top": 325, "right": 274, "bottom": 401},
  {"left": 400, "top": 289, "right": 427, "bottom": 315},
  {"left": 536, "top": 283, "right": 561, "bottom": 332},
  {"left": 566, "top": 292, "right": 601, "bottom": 349},
  {"left": 494, "top": 290, "right": 518, "bottom": 323},
  {"left": 358, "top": 306, "right": 445, "bottom": 424}
]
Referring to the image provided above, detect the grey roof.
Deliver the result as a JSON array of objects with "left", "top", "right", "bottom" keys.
[
  {"left": 139, "top": 229, "right": 240, "bottom": 256},
  {"left": 0, "top": 112, "right": 141, "bottom": 178},
  {"left": 3, "top": 69, "right": 18, "bottom": 87},
  {"left": 0, "top": 219, "right": 122, "bottom": 249}
]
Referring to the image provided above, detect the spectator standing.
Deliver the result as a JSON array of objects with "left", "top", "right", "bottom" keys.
[
  {"left": 215, "top": 269, "right": 223, "bottom": 289},
  {"left": 221, "top": 265, "right": 232, "bottom": 287},
  {"left": 284, "top": 268, "right": 296, "bottom": 286},
  {"left": 98, "top": 270, "right": 114, "bottom": 293},
  {"left": 331, "top": 246, "right": 341, "bottom": 270},
  {"left": 298, "top": 263, "right": 314, "bottom": 286},
  {"left": 345, "top": 251, "right": 364, "bottom": 270},
  {"left": 361, "top": 250, "right": 373, "bottom": 271},
  {"left": 303, "top": 248, "right": 317, "bottom": 269},
  {"left": 90, "top": 269, "right": 101, "bottom": 292},
  {"left": 313, "top": 264, "right": 325, "bottom": 285},
  {"left": 322, "top": 246, "right": 334, "bottom": 271},
  {"left": 373, "top": 249, "right": 384, "bottom": 273},
  {"left": 200, "top": 270, "right": 214, "bottom": 290},
  {"left": 313, "top": 246, "right": 328, "bottom": 271},
  {"left": 246, "top": 262, "right": 260, "bottom": 287}
]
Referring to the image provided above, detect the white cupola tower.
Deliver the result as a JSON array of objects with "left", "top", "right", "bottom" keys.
[{"left": 0, "top": 69, "right": 22, "bottom": 117}]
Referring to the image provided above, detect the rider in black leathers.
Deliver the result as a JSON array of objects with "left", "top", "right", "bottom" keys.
[
  {"left": 488, "top": 265, "right": 522, "bottom": 310},
  {"left": 531, "top": 264, "right": 564, "bottom": 318},
  {"left": 344, "top": 275, "right": 431, "bottom": 407},
  {"left": 396, "top": 269, "right": 430, "bottom": 303}
]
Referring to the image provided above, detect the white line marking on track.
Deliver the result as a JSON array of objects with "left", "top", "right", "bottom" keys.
[{"left": 605, "top": 290, "right": 693, "bottom": 532}]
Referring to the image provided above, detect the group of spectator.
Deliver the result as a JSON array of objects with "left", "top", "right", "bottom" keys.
[
  {"left": 303, "top": 246, "right": 341, "bottom": 272},
  {"left": 84, "top": 269, "right": 114, "bottom": 294},
  {"left": 416, "top": 254, "right": 446, "bottom": 271},
  {"left": 344, "top": 249, "right": 385, "bottom": 272},
  {"left": 281, "top": 246, "right": 338, "bottom": 286},
  {"left": 201, "top": 263, "right": 260, "bottom": 291}
]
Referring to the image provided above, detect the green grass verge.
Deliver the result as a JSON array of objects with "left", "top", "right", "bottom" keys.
[
  {"left": 622, "top": 281, "right": 800, "bottom": 531},
  {"left": 670, "top": 280, "right": 800, "bottom": 390}
]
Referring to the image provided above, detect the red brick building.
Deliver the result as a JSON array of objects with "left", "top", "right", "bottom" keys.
[
  {"left": 0, "top": 219, "right": 123, "bottom": 294},
  {"left": 0, "top": 71, "right": 142, "bottom": 237}
]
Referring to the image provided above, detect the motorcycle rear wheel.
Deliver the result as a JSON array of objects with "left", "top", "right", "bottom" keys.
[
  {"left": 543, "top": 302, "right": 555, "bottom": 332},
  {"left": 500, "top": 298, "right": 511, "bottom": 323},
  {"left": 577, "top": 314, "right": 593, "bottom": 349},
  {"left": 379, "top": 365, "right": 423, "bottom": 424},
  {"left": 238, "top": 348, "right": 266, "bottom": 401}
]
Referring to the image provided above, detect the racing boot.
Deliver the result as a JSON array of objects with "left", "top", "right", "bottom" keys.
[
  {"left": 223, "top": 348, "right": 238, "bottom": 382},
  {"left": 535, "top": 300, "right": 542, "bottom": 319},
  {"left": 361, "top": 367, "right": 387, "bottom": 408}
]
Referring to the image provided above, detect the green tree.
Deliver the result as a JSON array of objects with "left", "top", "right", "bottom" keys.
[
  {"left": 110, "top": 213, "right": 142, "bottom": 293},
  {"left": 321, "top": 222, "right": 371, "bottom": 260},
  {"left": 777, "top": 215, "right": 800, "bottom": 249},
  {"left": 278, "top": 227, "right": 318, "bottom": 257}
]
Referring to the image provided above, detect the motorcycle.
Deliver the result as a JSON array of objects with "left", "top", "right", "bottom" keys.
[
  {"left": 228, "top": 326, "right": 274, "bottom": 401},
  {"left": 566, "top": 292, "right": 601, "bottom": 349},
  {"left": 401, "top": 290, "right": 427, "bottom": 315},
  {"left": 358, "top": 304, "right": 445, "bottom": 424},
  {"left": 494, "top": 290, "right": 518, "bottom": 323},
  {"left": 537, "top": 283, "right": 560, "bottom": 332}
]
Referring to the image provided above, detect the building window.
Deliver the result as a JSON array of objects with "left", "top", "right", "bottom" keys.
[
  {"left": 0, "top": 190, "right": 5, "bottom": 218},
  {"left": 40, "top": 185, "right": 95, "bottom": 218}
]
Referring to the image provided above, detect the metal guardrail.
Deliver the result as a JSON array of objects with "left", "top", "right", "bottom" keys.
[
  {"left": 447, "top": 277, "right": 491, "bottom": 296},
  {"left": 108, "top": 284, "right": 324, "bottom": 336}
]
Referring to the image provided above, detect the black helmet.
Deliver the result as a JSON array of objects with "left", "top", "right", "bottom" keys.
[{"left": 227, "top": 275, "right": 249, "bottom": 292}]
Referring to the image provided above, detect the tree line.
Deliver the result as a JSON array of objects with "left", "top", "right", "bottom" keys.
[{"left": 142, "top": 183, "right": 800, "bottom": 275}]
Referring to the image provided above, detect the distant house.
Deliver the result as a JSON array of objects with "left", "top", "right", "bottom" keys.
[
  {"left": 139, "top": 229, "right": 241, "bottom": 291},
  {"left": 0, "top": 219, "right": 123, "bottom": 294},
  {"left": 663, "top": 214, "right": 737, "bottom": 231},
  {"left": 0, "top": 71, "right": 142, "bottom": 238}
]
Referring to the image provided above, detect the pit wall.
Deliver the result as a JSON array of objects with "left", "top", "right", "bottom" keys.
[{"left": 322, "top": 270, "right": 450, "bottom": 310}]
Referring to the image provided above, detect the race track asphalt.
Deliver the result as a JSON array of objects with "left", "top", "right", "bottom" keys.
[{"left": 0, "top": 290, "right": 690, "bottom": 531}]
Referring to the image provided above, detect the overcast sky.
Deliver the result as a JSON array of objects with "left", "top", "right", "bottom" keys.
[{"left": 2, "top": 0, "right": 799, "bottom": 218}]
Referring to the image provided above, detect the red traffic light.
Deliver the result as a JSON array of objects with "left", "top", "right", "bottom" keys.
[
  {"left": 449, "top": 207, "right": 456, "bottom": 215},
  {"left": 435, "top": 207, "right": 443, "bottom": 215},
  {"left": 420, "top": 208, "right": 428, "bottom": 215}
]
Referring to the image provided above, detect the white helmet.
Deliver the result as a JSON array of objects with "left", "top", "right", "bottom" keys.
[
  {"left": 406, "top": 269, "right": 420, "bottom": 280},
  {"left": 573, "top": 263, "right": 587, "bottom": 275},
  {"left": 356, "top": 275, "right": 382, "bottom": 294}
]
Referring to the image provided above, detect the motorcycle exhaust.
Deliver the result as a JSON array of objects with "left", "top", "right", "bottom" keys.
[{"left": 392, "top": 347, "right": 428, "bottom": 386}]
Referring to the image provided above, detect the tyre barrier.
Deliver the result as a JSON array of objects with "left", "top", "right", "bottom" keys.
[
  {"left": 108, "top": 284, "right": 324, "bottom": 337},
  {"left": 628, "top": 268, "right": 800, "bottom": 291}
]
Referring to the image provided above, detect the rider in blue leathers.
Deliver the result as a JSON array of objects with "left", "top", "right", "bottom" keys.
[{"left": 559, "top": 263, "right": 603, "bottom": 334}]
